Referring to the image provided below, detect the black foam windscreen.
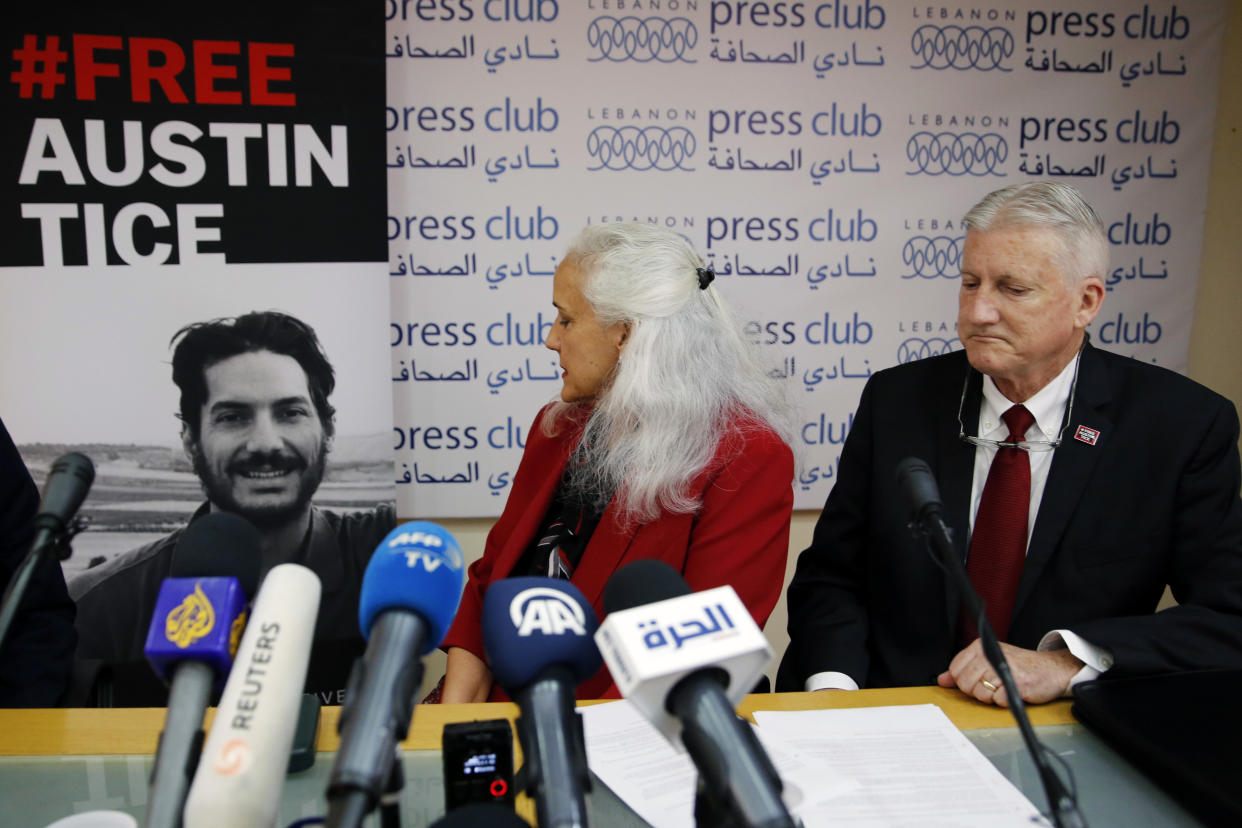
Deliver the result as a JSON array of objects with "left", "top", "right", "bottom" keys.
[
  {"left": 36, "top": 452, "right": 96, "bottom": 527},
  {"left": 895, "top": 456, "right": 944, "bottom": 523},
  {"left": 602, "top": 558, "right": 691, "bottom": 616},
  {"left": 170, "top": 511, "right": 263, "bottom": 597},
  {"left": 430, "top": 803, "right": 528, "bottom": 827}
]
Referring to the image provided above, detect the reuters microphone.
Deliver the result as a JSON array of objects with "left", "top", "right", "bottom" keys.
[
  {"left": 596, "top": 560, "right": 795, "bottom": 828},
  {"left": 325, "top": 522, "right": 465, "bottom": 828},
  {"left": 482, "top": 578, "right": 602, "bottom": 828},
  {"left": 143, "top": 512, "right": 262, "bottom": 828},
  {"left": 183, "top": 564, "right": 321, "bottom": 828}
]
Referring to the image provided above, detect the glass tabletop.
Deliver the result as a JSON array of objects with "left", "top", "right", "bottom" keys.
[{"left": 0, "top": 724, "right": 1201, "bottom": 827}]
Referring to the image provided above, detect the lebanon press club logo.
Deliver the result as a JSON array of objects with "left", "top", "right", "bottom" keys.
[
  {"left": 587, "top": 125, "right": 696, "bottom": 171},
  {"left": 587, "top": 16, "right": 698, "bottom": 63},
  {"left": 911, "top": 24, "right": 1015, "bottom": 71}
]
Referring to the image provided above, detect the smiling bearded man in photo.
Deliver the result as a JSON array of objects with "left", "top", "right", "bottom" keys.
[{"left": 70, "top": 311, "right": 395, "bottom": 706}]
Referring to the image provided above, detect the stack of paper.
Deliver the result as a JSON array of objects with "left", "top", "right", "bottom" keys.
[{"left": 582, "top": 701, "right": 1044, "bottom": 827}]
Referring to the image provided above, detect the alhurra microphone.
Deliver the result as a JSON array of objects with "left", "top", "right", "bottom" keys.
[
  {"left": 596, "top": 560, "right": 770, "bottom": 742},
  {"left": 143, "top": 512, "right": 263, "bottom": 828},
  {"left": 482, "top": 577, "right": 602, "bottom": 828},
  {"left": 597, "top": 560, "right": 794, "bottom": 828},
  {"left": 325, "top": 522, "right": 466, "bottom": 828},
  {"left": 183, "top": 564, "right": 321, "bottom": 828}
]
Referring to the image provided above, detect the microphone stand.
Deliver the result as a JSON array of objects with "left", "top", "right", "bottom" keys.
[
  {"left": 674, "top": 670, "right": 796, "bottom": 828},
  {"left": 908, "top": 512, "right": 1088, "bottom": 828},
  {"left": 0, "top": 516, "right": 85, "bottom": 653},
  {"left": 513, "top": 664, "right": 591, "bottom": 828},
  {"left": 379, "top": 751, "right": 404, "bottom": 828}
]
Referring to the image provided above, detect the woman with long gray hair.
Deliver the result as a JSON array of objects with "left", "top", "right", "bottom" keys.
[{"left": 439, "top": 222, "right": 796, "bottom": 702}]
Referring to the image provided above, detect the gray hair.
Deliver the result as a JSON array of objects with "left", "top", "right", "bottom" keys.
[
  {"left": 545, "top": 222, "right": 795, "bottom": 525},
  {"left": 962, "top": 181, "right": 1109, "bottom": 282}
]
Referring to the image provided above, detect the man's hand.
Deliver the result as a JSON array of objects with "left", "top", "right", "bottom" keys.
[{"left": 937, "top": 639, "right": 1083, "bottom": 707}]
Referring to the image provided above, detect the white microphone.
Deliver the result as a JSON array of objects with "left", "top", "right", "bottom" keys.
[
  {"left": 595, "top": 566, "right": 770, "bottom": 742},
  {"left": 596, "top": 561, "right": 794, "bottom": 828},
  {"left": 183, "top": 564, "right": 321, "bottom": 828}
]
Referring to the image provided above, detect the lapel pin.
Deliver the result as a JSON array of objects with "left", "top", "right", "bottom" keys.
[{"left": 1074, "top": 425, "right": 1100, "bottom": 446}]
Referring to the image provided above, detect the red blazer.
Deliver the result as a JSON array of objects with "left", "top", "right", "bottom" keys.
[{"left": 442, "top": 404, "right": 795, "bottom": 700}]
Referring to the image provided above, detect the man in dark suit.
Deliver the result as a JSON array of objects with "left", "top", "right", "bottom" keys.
[
  {"left": 777, "top": 182, "right": 1242, "bottom": 706},
  {"left": 0, "top": 415, "right": 77, "bottom": 706}
]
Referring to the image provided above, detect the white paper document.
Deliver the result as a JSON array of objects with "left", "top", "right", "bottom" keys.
[
  {"left": 581, "top": 699, "right": 857, "bottom": 828},
  {"left": 753, "top": 704, "right": 1046, "bottom": 827}
]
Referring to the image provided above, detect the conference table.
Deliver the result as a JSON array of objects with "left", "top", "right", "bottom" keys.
[{"left": 0, "top": 687, "right": 1201, "bottom": 827}]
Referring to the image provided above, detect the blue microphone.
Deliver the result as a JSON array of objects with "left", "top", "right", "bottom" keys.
[
  {"left": 143, "top": 511, "right": 262, "bottom": 828},
  {"left": 325, "top": 522, "right": 465, "bottom": 828},
  {"left": 482, "top": 578, "right": 602, "bottom": 828}
]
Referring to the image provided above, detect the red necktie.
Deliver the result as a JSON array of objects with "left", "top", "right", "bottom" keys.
[{"left": 964, "top": 404, "right": 1035, "bottom": 643}]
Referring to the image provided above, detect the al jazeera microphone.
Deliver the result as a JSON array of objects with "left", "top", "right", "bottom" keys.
[{"left": 143, "top": 513, "right": 262, "bottom": 828}]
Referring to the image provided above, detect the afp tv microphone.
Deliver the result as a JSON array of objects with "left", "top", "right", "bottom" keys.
[
  {"left": 597, "top": 560, "right": 796, "bottom": 828},
  {"left": 143, "top": 512, "right": 263, "bottom": 828},
  {"left": 482, "top": 577, "right": 602, "bottom": 828},
  {"left": 325, "top": 521, "right": 465, "bottom": 828}
]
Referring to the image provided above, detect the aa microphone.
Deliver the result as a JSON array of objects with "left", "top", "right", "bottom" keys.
[
  {"left": 183, "top": 563, "right": 322, "bottom": 828},
  {"left": 895, "top": 457, "right": 1086, "bottom": 828},
  {"left": 0, "top": 452, "right": 95, "bottom": 653},
  {"left": 143, "top": 512, "right": 262, "bottom": 828},
  {"left": 481, "top": 577, "right": 602, "bottom": 828},
  {"left": 596, "top": 560, "right": 794, "bottom": 828},
  {"left": 325, "top": 522, "right": 466, "bottom": 828}
]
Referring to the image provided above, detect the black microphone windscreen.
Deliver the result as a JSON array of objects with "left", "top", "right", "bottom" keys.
[
  {"left": 170, "top": 512, "right": 263, "bottom": 597},
  {"left": 603, "top": 558, "right": 691, "bottom": 615},
  {"left": 430, "top": 803, "right": 528, "bottom": 827},
  {"left": 35, "top": 452, "right": 96, "bottom": 530},
  {"left": 895, "top": 457, "right": 943, "bottom": 520}
]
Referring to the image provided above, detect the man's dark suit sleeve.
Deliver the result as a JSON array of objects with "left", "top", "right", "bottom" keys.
[
  {"left": 0, "top": 417, "right": 77, "bottom": 706},
  {"left": 1070, "top": 394, "right": 1242, "bottom": 676},
  {"left": 777, "top": 380, "right": 878, "bottom": 691}
]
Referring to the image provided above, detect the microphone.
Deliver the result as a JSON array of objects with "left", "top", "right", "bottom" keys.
[
  {"left": 481, "top": 577, "right": 602, "bottom": 828},
  {"left": 429, "top": 802, "right": 528, "bottom": 827},
  {"left": 0, "top": 452, "right": 95, "bottom": 653},
  {"left": 596, "top": 560, "right": 794, "bottom": 828},
  {"left": 325, "top": 522, "right": 466, "bottom": 828},
  {"left": 143, "top": 512, "right": 263, "bottom": 828},
  {"left": 31, "top": 451, "right": 96, "bottom": 555},
  {"left": 895, "top": 456, "right": 944, "bottom": 526},
  {"left": 896, "top": 457, "right": 1086, "bottom": 828},
  {"left": 183, "top": 563, "right": 322, "bottom": 828}
]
